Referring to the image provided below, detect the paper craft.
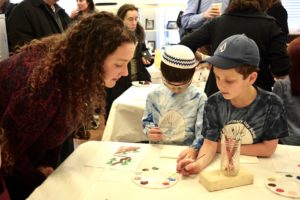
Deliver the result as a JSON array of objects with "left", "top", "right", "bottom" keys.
[
  {"left": 265, "top": 173, "right": 300, "bottom": 198},
  {"left": 159, "top": 145, "right": 187, "bottom": 159},
  {"left": 132, "top": 166, "right": 179, "bottom": 189},
  {"left": 240, "top": 155, "right": 259, "bottom": 164},
  {"left": 272, "top": 150, "right": 300, "bottom": 173},
  {"left": 86, "top": 145, "right": 148, "bottom": 171}
]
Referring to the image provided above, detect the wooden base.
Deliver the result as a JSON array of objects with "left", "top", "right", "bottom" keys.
[{"left": 198, "top": 167, "right": 254, "bottom": 192}]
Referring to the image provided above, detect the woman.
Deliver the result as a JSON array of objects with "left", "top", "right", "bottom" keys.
[
  {"left": 70, "top": 0, "right": 96, "bottom": 20},
  {"left": 0, "top": 12, "right": 136, "bottom": 199},
  {"left": 273, "top": 37, "right": 300, "bottom": 145},
  {"left": 180, "top": 0, "right": 290, "bottom": 97},
  {"left": 106, "top": 4, "right": 153, "bottom": 119}
]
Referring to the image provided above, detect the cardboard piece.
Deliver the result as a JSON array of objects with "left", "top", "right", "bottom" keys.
[{"left": 198, "top": 167, "right": 254, "bottom": 192}]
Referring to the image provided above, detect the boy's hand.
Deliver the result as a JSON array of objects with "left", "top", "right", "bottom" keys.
[
  {"left": 148, "top": 127, "right": 163, "bottom": 142},
  {"left": 177, "top": 147, "right": 198, "bottom": 163},
  {"left": 176, "top": 158, "right": 201, "bottom": 176}
]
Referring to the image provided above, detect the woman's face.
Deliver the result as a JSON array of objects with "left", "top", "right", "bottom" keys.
[
  {"left": 123, "top": 10, "right": 139, "bottom": 31},
  {"left": 103, "top": 42, "right": 136, "bottom": 88},
  {"left": 77, "top": 0, "right": 89, "bottom": 12}
]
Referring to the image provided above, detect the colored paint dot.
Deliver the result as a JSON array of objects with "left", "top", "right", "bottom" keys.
[
  {"left": 142, "top": 168, "right": 149, "bottom": 171},
  {"left": 134, "top": 177, "right": 141, "bottom": 180},
  {"left": 276, "top": 188, "right": 284, "bottom": 193},
  {"left": 162, "top": 182, "right": 170, "bottom": 185},
  {"left": 268, "top": 183, "right": 276, "bottom": 187},
  {"left": 296, "top": 176, "right": 300, "bottom": 180},
  {"left": 297, "top": 164, "right": 300, "bottom": 167},
  {"left": 140, "top": 181, "right": 148, "bottom": 185},
  {"left": 288, "top": 191, "right": 298, "bottom": 196},
  {"left": 268, "top": 178, "right": 276, "bottom": 182},
  {"left": 285, "top": 174, "right": 293, "bottom": 178},
  {"left": 152, "top": 167, "right": 159, "bottom": 170},
  {"left": 168, "top": 177, "right": 176, "bottom": 181}
]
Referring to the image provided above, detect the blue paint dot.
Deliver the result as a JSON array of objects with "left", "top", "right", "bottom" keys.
[
  {"left": 296, "top": 176, "right": 300, "bottom": 180},
  {"left": 168, "top": 177, "right": 176, "bottom": 181}
]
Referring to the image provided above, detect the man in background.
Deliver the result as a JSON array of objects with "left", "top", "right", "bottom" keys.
[
  {"left": 7, "top": 0, "right": 70, "bottom": 51},
  {"left": 180, "top": 0, "right": 229, "bottom": 38}
]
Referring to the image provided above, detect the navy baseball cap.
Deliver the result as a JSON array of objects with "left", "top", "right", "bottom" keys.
[{"left": 204, "top": 34, "right": 260, "bottom": 69}]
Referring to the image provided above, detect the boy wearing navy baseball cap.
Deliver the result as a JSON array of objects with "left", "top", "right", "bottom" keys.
[{"left": 177, "top": 34, "right": 288, "bottom": 176}]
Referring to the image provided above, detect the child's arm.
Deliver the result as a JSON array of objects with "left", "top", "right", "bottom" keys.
[
  {"left": 177, "top": 139, "right": 217, "bottom": 176},
  {"left": 240, "top": 139, "right": 278, "bottom": 157}
]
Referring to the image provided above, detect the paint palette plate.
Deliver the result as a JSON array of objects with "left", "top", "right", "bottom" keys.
[
  {"left": 132, "top": 81, "right": 151, "bottom": 87},
  {"left": 265, "top": 173, "right": 300, "bottom": 198},
  {"left": 132, "top": 167, "right": 179, "bottom": 189}
]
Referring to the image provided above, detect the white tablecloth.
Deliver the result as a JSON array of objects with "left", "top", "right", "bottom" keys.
[
  {"left": 103, "top": 84, "right": 160, "bottom": 142},
  {"left": 28, "top": 141, "right": 300, "bottom": 200}
]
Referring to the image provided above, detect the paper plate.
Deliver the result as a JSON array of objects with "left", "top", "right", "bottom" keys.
[
  {"left": 132, "top": 81, "right": 151, "bottom": 87},
  {"left": 132, "top": 167, "right": 179, "bottom": 189},
  {"left": 265, "top": 173, "right": 300, "bottom": 198}
]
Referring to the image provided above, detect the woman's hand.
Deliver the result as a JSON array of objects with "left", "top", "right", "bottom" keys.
[
  {"left": 37, "top": 166, "right": 54, "bottom": 177},
  {"left": 70, "top": 9, "right": 79, "bottom": 19}
]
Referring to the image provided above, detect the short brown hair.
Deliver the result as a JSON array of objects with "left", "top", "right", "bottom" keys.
[
  {"left": 160, "top": 62, "right": 195, "bottom": 83},
  {"left": 235, "top": 64, "right": 259, "bottom": 79}
]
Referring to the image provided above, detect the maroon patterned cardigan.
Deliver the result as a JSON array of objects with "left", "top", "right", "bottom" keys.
[{"left": 0, "top": 50, "right": 72, "bottom": 197}]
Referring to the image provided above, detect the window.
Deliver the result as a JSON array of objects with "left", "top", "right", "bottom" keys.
[{"left": 282, "top": 0, "right": 300, "bottom": 34}]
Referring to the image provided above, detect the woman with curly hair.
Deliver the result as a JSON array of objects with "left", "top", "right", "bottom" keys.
[
  {"left": 0, "top": 11, "right": 136, "bottom": 199},
  {"left": 105, "top": 4, "right": 153, "bottom": 119}
]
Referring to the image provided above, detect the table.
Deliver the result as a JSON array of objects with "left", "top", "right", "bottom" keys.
[
  {"left": 28, "top": 141, "right": 300, "bottom": 200},
  {"left": 102, "top": 67, "right": 209, "bottom": 142}
]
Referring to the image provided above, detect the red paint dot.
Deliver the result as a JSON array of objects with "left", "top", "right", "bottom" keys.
[
  {"left": 297, "top": 164, "right": 300, "bottom": 167},
  {"left": 276, "top": 188, "right": 284, "bottom": 193},
  {"left": 162, "top": 182, "right": 170, "bottom": 185},
  {"left": 140, "top": 181, "right": 148, "bottom": 185},
  {"left": 134, "top": 176, "right": 141, "bottom": 180}
]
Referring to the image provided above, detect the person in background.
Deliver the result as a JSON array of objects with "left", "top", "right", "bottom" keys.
[
  {"left": 105, "top": 4, "right": 153, "bottom": 120},
  {"left": 177, "top": 34, "right": 288, "bottom": 176},
  {"left": 267, "top": 0, "right": 289, "bottom": 42},
  {"left": 180, "top": 0, "right": 290, "bottom": 97},
  {"left": 273, "top": 37, "right": 300, "bottom": 146},
  {"left": 0, "top": 12, "right": 136, "bottom": 199},
  {"left": 142, "top": 45, "right": 207, "bottom": 151},
  {"left": 70, "top": 0, "right": 96, "bottom": 21},
  {"left": 6, "top": 0, "right": 70, "bottom": 52},
  {"left": 0, "top": 0, "right": 15, "bottom": 19},
  {"left": 180, "top": 0, "right": 229, "bottom": 38}
]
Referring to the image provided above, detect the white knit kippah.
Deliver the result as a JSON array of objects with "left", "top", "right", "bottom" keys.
[{"left": 161, "top": 45, "right": 197, "bottom": 69}]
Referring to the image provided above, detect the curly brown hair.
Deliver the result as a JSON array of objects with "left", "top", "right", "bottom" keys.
[{"left": 28, "top": 11, "right": 137, "bottom": 127}]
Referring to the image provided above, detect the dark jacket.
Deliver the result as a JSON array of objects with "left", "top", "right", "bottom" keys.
[
  {"left": 267, "top": 3, "right": 289, "bottom": 42},
  {"left": 106, "top": 42, "right": 152, "bottom": 119},
  {"left": 7, "top": 0, "right": 70, "bottom": 51},
  {"left": 181, "top": 11, "right": 290, "bottom": 97}
]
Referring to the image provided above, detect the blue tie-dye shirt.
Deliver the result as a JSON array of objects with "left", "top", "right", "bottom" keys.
[
  {"left": 198, "top": 87, "right": 288, "bottom": 146},
  {"left": 142, "top": 84, "right": 207, "bottom": 148}
]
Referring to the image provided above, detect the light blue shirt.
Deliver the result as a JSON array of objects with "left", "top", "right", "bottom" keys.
[
  {"left": 142, "top": 84, "right": 207, "bottom": 148},
  {"left": 181, "top": 0, "right": 229, "bottom": 30}
]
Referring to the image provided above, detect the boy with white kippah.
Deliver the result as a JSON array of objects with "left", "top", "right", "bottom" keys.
[
  {"left": 176, "top": 34, "right": 288, "bottom": 176},
  {"left": 142, "top": 44, "right": 207, "bottom": 149}
]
